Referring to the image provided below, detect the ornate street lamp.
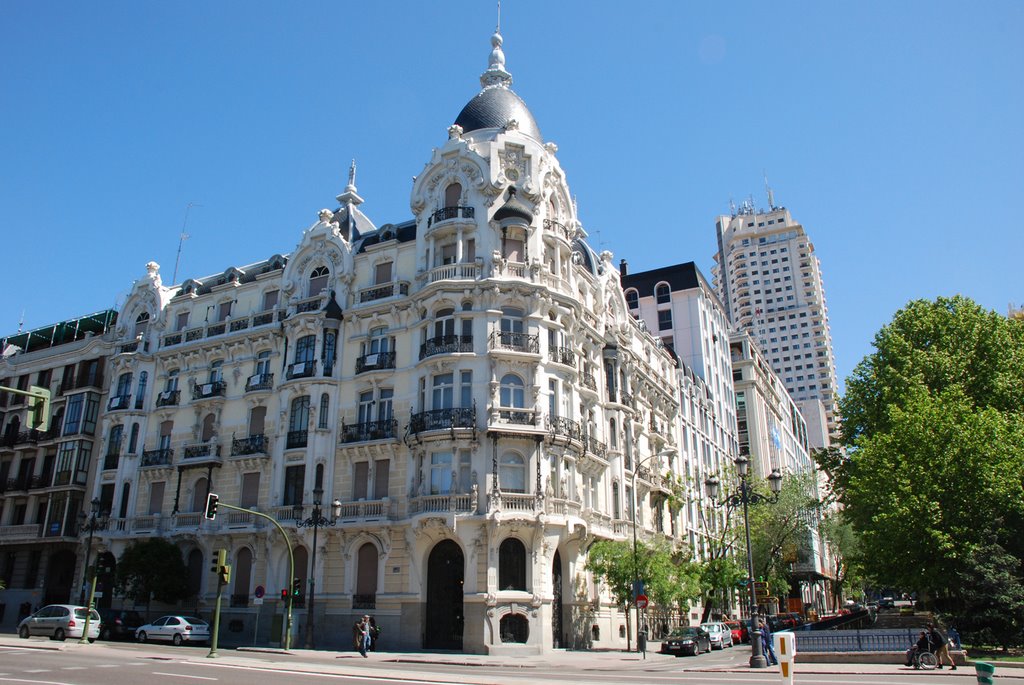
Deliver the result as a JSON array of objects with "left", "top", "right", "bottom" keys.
[
  {"left": 295, "top": 486, "right": 341, "bottom": 649},
  {"left": 630, "top": 448, "right": 677, "bottom": 655},
  {"left": 77, "top": 498, "right": 109, "bottom": 604},
  {"left": 704, "top": 455, "right": 783, "bottom": 668}
]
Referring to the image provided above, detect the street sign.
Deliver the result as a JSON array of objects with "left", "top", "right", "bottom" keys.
[
  {"left": 254, "top": 585, "right": 265, "bottom": 599},
  {"left": 253, "top": 597, "right": 263, "bottom": 606},
  {"left": 636, "top": 594, "right": 649, "bottom": 609}
]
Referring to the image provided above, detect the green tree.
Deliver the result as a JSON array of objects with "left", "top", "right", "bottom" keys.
[
  {"left": 115, "top": 538, "right": 189, "bottom": 609},
  {"left": 817, "top": 509, "right": 863, "bottom": 607},
  {"left": 828, "top": 296, "right": 1024, "bottom": 644}
]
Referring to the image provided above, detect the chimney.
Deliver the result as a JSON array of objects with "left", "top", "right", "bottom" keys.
[{"left": 619, "top": 259, "right": 628, "bottom": 276}]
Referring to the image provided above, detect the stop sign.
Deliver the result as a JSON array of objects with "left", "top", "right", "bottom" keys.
[{"left": 636, "top": 594, "right": 649, "bottom": 609}]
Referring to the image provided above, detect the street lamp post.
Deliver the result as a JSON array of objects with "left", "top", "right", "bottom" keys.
[
  {"left": 630, "top": 448, "right": 677, "bottom": 655},
  {"left": 295, "top": 486, "right": 341, "bottom": 650},
  {"left": 77, "top": 498, "right": 109, "bottom": 605},
  {"left": 704, "top": 455, "right": 783, "bottom": 669}
]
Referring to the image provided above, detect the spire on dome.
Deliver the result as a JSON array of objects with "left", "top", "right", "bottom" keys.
[
  {"left": 480, "top": 29, "right": 512, "bottom": 90},
  {"left": 336, "top": 159, "right": 364, "bottom": 206}
]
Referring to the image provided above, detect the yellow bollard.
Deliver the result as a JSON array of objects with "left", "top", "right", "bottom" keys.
[{"left": 773, "top": 631, "right": 796, "bottom": 685}]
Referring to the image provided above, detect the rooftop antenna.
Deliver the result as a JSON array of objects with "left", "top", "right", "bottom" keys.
[
  {"left": 729, "top": 197, "right": 737, "bottom": 216},
  {"left": 172, "top": 202, "right": 202, "bottom": 285},
  {"left": 17, "top": 309, "right": 25, "bottom": 333},
  {"left": 764, "top": 171, "right": 776, "bottom": 211}
]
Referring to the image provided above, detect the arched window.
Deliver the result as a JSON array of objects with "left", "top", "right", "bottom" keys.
[
  {"left": 655, "top": 283, "right": 671, "bottom": 304},
  {"left": 444, "top": 182, "right": 462, "bottom": 208},
  {"left": 612, "top": 482, "right": 621, "bottom": 520},
  {"left": 191, "top": 477, "right": 208, "bottom": 513},
  {"left": 625, "top": 289, "right": 639, "bottom": 310},
  {"left": 201, "top": 413, "right": 216, "bottom": 441},
  {"left": 308, "top": 266, "right": 329, "bottom": 297},
  {"left": 134, "top": 312, "right": 150, "bottom": 338},
  {"left": 498, "top": 538, "right": 527, "bottom": 591},
  {"left": 355, "top": 542, "right": 379, "bottom": 605},
  {"left": 136, "top": 371, "right": 147, "bottom": 410},
  {"left": 499, "top": 374, "right": 525, "bottom": 408},
  {"left": 128, "top": 423, "right": 140, "bottom": 454},
  {"left": 318, "top": 393, "right": 330, "bottom": 429},
  {"left": 499, "top": 452, "right": 526, "bottom": 493}
]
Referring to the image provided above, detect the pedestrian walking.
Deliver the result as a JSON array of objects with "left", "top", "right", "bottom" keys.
[
  {"left": 927, "top": 622, "right": 956, "bottom": 670},
  {"left": 759, "top": 619, "right": 778, "bottom": 666},
  {"left": 358, "top": 615, "right": 371, "bottom": 657},
  {"left": 369, "top": 616, "right": 380, "bottom": 651}
]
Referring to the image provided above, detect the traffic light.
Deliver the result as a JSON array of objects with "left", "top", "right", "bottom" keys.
[
  {"left": 281, "top": 589, "right": 289, "bottom": 601},
  {"left": 292, "top": 577, "right": 302, "bottom": 599},
  {"left": 28, "top": 385, "right": 50, "bottom": 432},
  {"left": 204, "top": 493, "right": 219, "bottom": 520},
  {"left": 218, "top": 564, "right": 231, "bottom": 585},
  {"left": 210, "top": 548, "right": 227, "bottom": 574}
]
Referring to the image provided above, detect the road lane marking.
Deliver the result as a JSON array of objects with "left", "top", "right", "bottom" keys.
[
  {"left": 60, "top": 667, "right": 86, "bottom": 670},
  {"left": 152, "top": 673, "right": 218, "bottom": 681},
  {"left": 0, "top": 678, "right": 76, "bottom": 685}
]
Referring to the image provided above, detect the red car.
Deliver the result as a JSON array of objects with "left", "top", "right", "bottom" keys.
[{"left": 724, "top": 619, "right": 748, "bottom": 644}]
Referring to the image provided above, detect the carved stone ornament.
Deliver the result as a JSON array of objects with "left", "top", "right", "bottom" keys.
[{"left": 448, "top": 124, "right": 464, "bottom": 140}]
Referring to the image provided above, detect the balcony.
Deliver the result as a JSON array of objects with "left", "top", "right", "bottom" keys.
[
  {"left": 551, "top": 346, "right": 576, "bottom": 367},
  {"left": 231, "top": 434, "right": 268, "bottom": 457},
  {"left": 340, "top": 419, "right": 398, "bottom": 444},
  {"left": 107, "top": 394, "right": 131, "bottom": 411},
  {"left": 183, "top": 441, "right": 221, "bottom": 461},
  {"left": 357, "top": 281, "right": 410, "bottom": 304},
  {"left": 410, "top": 492, "right": 476, "bottom": 514},
  {"left": 245, "top": 373, "right": 274, "bottom": 392},
  {"left": 62, "top": 372, "right": 103, "bottom": 392},
  {"left": 581, "top": 373, "right": 597, "bottom": 391},
  {"left": 155, "top": 389, "right": 180, "bottom": 407},
  {"left": 547, "top": 416, "right": 583, "bottom": 442},
  {"left": 286, "top": 360, "right": 316, "bottom": 380},
  {"left": 410, "top": 407, "right": 475, "bottom": 434},
  {"left": 427, "top": 205, "right": 474, "bottom": 227},
  {"left": 293, "top": 295, "right": 324, "bottom": 315},
  {"left": 489, "top": 331, "right": 539, "bottom": 354},
  {"left": 286, "top": 430, "right": 308, "bottom": 450},
  {"left": 352, "top": 594, "right": 376, "bottom": 610},
  {"left": 192, "top": 381, "right": 226, "bottom": 401},
  {"left": 140, "top": 448, "right": 173, "bottom": 467},
  {"left": 583, "top": 434, "right": 608, "bottom": 459},
  {"left": 496, "top": 409, "right": 539, "bottom": 426},
  {"left": 424, "top": 262, "right": 480, "bottom": 284},
  {"left": 355, "top": 351, "right": 396, "bottom": 374},
  {"left": 543, "top": 218, "right": 574, "bottom": 242},
  {"left": 337, "top": 499, "right": 388, "bottom": 520},
  {"left": 420, "top": 335, "right": 473, "bottom": 360},
  {"left": 161, "top": 309, "right": 283, "bottom": 348}
]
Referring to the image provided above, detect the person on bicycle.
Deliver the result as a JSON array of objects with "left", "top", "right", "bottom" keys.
[{"left": 906, "top": 631, "right": 930, "bottom": 667}]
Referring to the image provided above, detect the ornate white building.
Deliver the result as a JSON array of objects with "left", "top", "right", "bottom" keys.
[{"left": 89, "top": 30, "right": 691, "bottom": 654}]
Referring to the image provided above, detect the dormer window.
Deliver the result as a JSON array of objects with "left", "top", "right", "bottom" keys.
[
  {"left": 133, "top": 312, "right": 150, "bottom": 338},
  {"left": 625, "top": 289, "right": 639, "bottom": 310},
  {"left": 656, "top": 283, "right": 671, "bottom": 304},
  {"left": 308, "top": 266, "right": 329, "bottom": 297}
]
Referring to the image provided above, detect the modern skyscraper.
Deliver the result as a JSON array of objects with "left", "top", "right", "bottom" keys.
[{"left": 712, "top": 200, "right": 839, "bottom": 447}]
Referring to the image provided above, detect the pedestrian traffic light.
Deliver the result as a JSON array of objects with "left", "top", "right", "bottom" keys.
[
  {"left": 218, "top": 564, "right": 231, "bottom": 585},
  {"left": 204, "top": 493, "right": 219, "bottom": 520},
  {"left": 292, "top": 577, "right": 302, "bottom": 598},
  {"left": 281, "top": 588, "right": 289, "bottom": 601}
]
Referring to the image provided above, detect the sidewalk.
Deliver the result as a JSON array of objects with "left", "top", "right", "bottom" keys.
[{"left": 2, "top": 634, "right": 1022, "bottom": 681}]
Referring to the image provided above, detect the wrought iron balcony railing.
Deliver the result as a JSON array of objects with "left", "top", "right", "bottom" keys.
[
  {"left": 410, "top": 407, "right": 476, "bottom": 433},
  {"left": 155, "top": 389, "right": 180, "bottom": 407},
  {"left": 107, "top": 394, "right": 131, "bottom": 411},
  {"left": 286, "top": 360, "right": 316, "bottom": 380},
  {"left": 427, "top": 205, "right": 474, "bottom": 227},
  {"left": 141, "top": 448, "right": 173, "bottom": 467},
  {"left": 420, "top": 335, "right": 473, "bottom": 360},
  {"left": 489, "top": 331, "right": 539, "bottom": 354},
  {"left": 551, "top": 346, "right": 576, "bottom": 367},
  {"left": 286, "top": 429, "right": 308, "bottom": 450},
  {"left": 245, "top": 373, "right": 274, "bottom": 392},
  {"left": 355, "top": 351, "right": 396, "bottom": 374},
  {"left": 183, "top": 442, "right": 221, "bottom": 460},
  {"left": 192, "top": 380, "right": 226, "bottom": 401},
  {"left": 358, "top": 281, "right": 410, "bottom": 304},
  {"left": 547, "top": 415, "right": 583, "bottom": 442},
  {"left": 340, "top": 419, "right": 398, "bottom": 444},
  {"left": 231, "top": 434, "right": 267, "bottom": 456}
]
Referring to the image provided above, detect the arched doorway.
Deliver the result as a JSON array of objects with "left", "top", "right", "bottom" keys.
[
  {"left": 96, "top": 552, "right": 116, "bottom": 609},
  {"left": 552, "top": 550, "right": 563, "bottom": 648},
  {"left": 44, "top": 549, "right": 76, "bottom": 605},
  {"left": 425, "top": 539, "right": 463, "bottom": 650}
]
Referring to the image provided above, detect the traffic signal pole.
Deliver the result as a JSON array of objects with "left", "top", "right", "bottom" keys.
[
  {"left": 208, "top": 550, "right": 226, "bottom": 658},
  {"left": 204, "top": 498, "right": 295, "bottom": 650}
]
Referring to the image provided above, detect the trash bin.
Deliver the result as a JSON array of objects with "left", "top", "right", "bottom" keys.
[
  {"left": 975, "top": 661, "right": 995, "bottom": 685},
  {"left": 637, "top": 630, "right": 647, "bottom": 654}
]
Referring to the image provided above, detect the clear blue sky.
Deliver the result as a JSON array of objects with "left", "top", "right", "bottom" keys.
[{"left": 2, "top": 1, "right": 1021, "bottom": 391}]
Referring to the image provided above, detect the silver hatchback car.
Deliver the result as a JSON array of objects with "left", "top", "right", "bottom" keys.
[
  {"left": 700, "top": 621, "right": 735, "bottom": 649},
  {"left": 18, "top": 604, "right": 101, "bottom": 642}
]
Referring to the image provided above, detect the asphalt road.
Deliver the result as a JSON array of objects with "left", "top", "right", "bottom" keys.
[{"left": 0, "top": 638, "right": 993, "bottom": 685}]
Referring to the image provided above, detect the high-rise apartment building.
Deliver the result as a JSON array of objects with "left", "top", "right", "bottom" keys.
[{"left": 712, "top": 202, "right": 839, "bottom": 446}]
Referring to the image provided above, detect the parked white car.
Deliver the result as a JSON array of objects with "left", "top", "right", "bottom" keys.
[
  {"left": 18, "top": 604, "right": 101, "bottom": 642},
  {"left": 136, "top": 615, "right": 210, "bottom": 646},
  {"left": 700, "top": 621, "right": 735, "bottom": 649}
]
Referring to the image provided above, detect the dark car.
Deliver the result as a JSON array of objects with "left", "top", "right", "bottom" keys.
[
  {"left": 97, "top": 609, "right": 144, "bottom": 641},
  {"left": 659, "top": 626, "right": 711, "bottom": 657}
]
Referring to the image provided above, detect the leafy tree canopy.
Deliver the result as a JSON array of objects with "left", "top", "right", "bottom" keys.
[
  {"left": 116, "top": 538, "right": 189, "bottom": 604},
  {"left": 747, "top": 472, "right": 823, "bottom": 598},
  {"left": 825, "top": 296, "right": 1024, "bottom": 643}
]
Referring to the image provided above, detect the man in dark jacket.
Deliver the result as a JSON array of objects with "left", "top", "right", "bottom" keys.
[{"left": 927, "top": 623, "right": 956, "bottom": 670}]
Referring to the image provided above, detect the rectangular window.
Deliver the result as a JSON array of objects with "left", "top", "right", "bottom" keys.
[
  {"left": 262, "top": 290, "right": 279, "bottom": 311},
  {"left": 430, "top": 451, "right": 453, "bottom": 494},
  {"left": 63, "top": 395, "right": 83, "bottom": 435},
  {"left": 353, "top": 461, "right": 369, "bottom": 500},
  {"left": 240, "top": 472, "right": 260, "bottom": 508},
  {"left": 218, "top": 301, "right": 232, "bottom": 322},
  {"left": 295, "top": 335, "right": 316, "bottom": 364},
  {"left": 148, "top": 481, "right": 165, "bottom": 515},
  {"left": 432, "top": 373, "right": 454, "bottom": 409},
  {"left": 374, "top": 459, "right": 390, "bottom": 499},
  {"left": 283, "top": 465, "right": 305, "bottom": 506},
  {"left": 374, "top": 262, "right": 392, "bottom": 284},
  {"left": 176, "top": 312, "right": 189, "bottom": 331}
]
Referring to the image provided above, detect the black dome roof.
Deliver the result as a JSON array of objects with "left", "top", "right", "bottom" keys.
[{"left": 454, "top": 87, "right": 542, "bottom": 142}]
